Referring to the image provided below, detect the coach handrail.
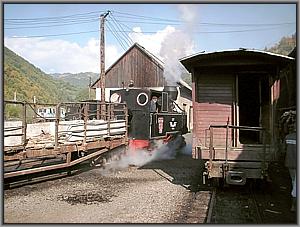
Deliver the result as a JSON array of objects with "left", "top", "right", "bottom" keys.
[{"left": 208, "top": 124, "right": 267, "bottom": 175}]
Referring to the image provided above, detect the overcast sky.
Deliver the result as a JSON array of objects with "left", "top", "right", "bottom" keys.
[{"left": 3, "top": 3, "right": 296, "bottom": 76}]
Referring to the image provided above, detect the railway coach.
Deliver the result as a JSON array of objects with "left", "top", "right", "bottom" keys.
[{"left": 180, "top": 49, "right": 294, "bottom": 186}]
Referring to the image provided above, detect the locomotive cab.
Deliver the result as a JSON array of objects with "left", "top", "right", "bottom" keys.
[{"left": 110, "top": 87, "right": 188, "bottom": 150}]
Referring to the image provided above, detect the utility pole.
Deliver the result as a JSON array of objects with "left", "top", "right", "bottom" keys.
[{"left": 99, "top": 11, "right": 110, "bottom": 119}]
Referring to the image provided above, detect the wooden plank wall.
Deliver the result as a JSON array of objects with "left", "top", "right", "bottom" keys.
[
  {"left": 104, "top": 47, "right": 165, "bottom": 88},
  {"left": 193, "top": 73, "right": 234, "bottom": 148}
]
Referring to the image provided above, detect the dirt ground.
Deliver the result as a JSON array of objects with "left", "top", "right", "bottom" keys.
[{"left": 4, "top": 134, "right": 205, "bottom": 224}]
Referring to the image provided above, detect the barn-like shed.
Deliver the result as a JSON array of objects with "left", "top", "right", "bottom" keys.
[{"left": 92, "top": 42, "right": 166, "bottom": 91}]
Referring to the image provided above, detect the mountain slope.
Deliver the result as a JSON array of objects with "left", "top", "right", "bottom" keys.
[
  {"left": 50, "top": 72, "right": 99, "bottom": 88},
  {"left": 4, "top": 47, "right": 79, "bottom": 103}
]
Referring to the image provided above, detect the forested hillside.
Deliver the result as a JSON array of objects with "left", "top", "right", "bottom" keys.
[
  {"left": 264, "top": 33, "right": 296, "bottom": 55},
  {"left": 4, "top": 47, "right": 81, "bottom": 103}
]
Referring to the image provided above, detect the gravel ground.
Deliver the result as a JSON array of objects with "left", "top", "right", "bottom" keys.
[{"left": 4, "top": 134, "right": 205, "bottom": 224}]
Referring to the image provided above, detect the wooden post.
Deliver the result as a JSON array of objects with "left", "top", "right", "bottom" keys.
[
  {"left": 209, "top": 127, "right": 214, "bottom": 172},
  {"left": 235, "top": 74, "right": 239, "bottom": 147},
  {"left": 54, "top": 103, "right": 60, "bottom": 150},
  {"left": 107, "top": 103, "right": 111, "bottom": 136},
  {"left": 83, "top": 103, "right": 89, "bottom": 144},
  {"left": 124, "top": 103, "right": 128, "bottom": 144},
  {"left": 22, "top": 103, "right": 27, "bottom": 147},
  {"left": 225, "top": 118, "right": 229, "bottom": 165},
  {"left": 99, "top": 11, "right": 110, "bottom": 119},
  {"left": 33, "top": 96, "right": 37, "bottom": 123}
]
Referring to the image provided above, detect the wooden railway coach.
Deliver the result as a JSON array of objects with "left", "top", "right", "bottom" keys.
[{"left": 180, "top": 49, "right": 294, "bottom": 185}]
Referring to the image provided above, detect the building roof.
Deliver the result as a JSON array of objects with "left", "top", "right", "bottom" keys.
[
  {"left": 177, "top": 79, "right": 192, "bottom": 91},
  {"left": 180, "top": 48, "right": 295, "bottom": 72},
  {"left": 91, "top": 43, "right": 164, "bottom": 87}
]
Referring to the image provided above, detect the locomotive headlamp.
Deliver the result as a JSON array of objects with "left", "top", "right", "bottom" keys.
[{"left": 110, "top": 93, "right": 121, "bottom": 103}]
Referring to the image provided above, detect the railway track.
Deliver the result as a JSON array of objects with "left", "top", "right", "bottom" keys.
[
  {"left": 175, "top": 175, "right": 296, "bottom": 224},
  {"left": 210, "top": 181, "right": 263, "bottom": 224},
  {"left": 172, "top": 181, "right": 264, "bottom": 224},
  {"left": 173, "top": 188, "right": 216, "bottom": 223}
]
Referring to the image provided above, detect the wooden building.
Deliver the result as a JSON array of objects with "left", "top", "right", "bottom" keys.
[
  {"left": 180, "top": 49, "right": 294, "bottom": 184},
  {"left": 91, "top": 43, "right": 166, "bottom": 100}
]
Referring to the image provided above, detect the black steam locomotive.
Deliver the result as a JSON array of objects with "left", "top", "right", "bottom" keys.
[{"left": 109, "top": 86, "right": 188, "bottom": 150}]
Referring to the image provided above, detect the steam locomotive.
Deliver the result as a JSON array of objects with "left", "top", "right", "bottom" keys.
[
  {"left": 64, "top": 85, "right": 188, "bottom": 151},
  {"left": 109, "top": 86, "right": 188, "bottom": 150}
]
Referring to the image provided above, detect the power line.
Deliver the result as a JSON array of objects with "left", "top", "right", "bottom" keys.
[
  {"left": 5, "top": 10, "right": 105, "bottom": 21},
  {"left": 6, "top": 18, "right": 293, "bottom": 31},
  {"left": 111, "top": 10, "right": 295, "bottom": 27},
  {"left": 5, "top": 9, "right": 295, "bottom": 28},
  {"left": 8, "top": 29, "right": 100, "bottom": 38},
  {"left": 5, "top": 19, "right": 99, "bottom": 29},
  {"left": 7, "top": 25, "right": 292, "bottom": 39},
  {"left": 108, "top": 18, "right": 131, "bottom": 48},
  {"left": 110, "top": 14, "right": 134, "bottom": 46},
  {"left": 5, "top": 15, "right": 99, "bottom": 24},
  {"left": 106, "top": 22, "right": 127, "bottom": 51},
  {"left": 110, "top": 18, "right": 296, "bottom": 27}
]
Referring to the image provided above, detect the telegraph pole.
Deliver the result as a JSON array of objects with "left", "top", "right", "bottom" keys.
[
  {"left": 99, "top": 11, "right": 110, "bottom": 103},
  {"left": 99, "top": 11, "right": 110, "bottom": 119}
]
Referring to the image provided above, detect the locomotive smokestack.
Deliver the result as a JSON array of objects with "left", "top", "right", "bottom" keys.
[{"left": 163, "top": 86, "right": 178, "bottom": 100}]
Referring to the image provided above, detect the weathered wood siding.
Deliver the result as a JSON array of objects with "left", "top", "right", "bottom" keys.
[
  {"left": 95, "top": 46, "right": 165, "bottom": 88},
  {"left": 193, "top": 73, "right": 234, "bottom": 148}
]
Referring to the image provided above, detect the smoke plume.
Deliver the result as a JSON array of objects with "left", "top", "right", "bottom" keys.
[
  {"left": 159, "top": 30, "right": 194, "bottom": 85},
  {"left": 128, "top": 5, "right": 199, "bottom": 85},
  {"left": 159, "top": 5, "right": 199, "bottom": 85}
]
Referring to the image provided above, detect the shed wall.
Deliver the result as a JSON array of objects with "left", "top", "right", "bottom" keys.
[{"left": 96, "top": 47, "right": 165, "bottom": 88}]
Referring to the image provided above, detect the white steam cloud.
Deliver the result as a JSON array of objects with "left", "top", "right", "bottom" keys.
[
  {"left": 159, "top": 29, "right": 195, "bottom": 85},
  {"left": 177, "top": 4, "right": 199, "bottom": 25},
  {"left": 128, "top": 5, "right": 198, "bottom": 85},
  {"left": 100, "top": 135, "right": 192, "bottom": 174}
]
